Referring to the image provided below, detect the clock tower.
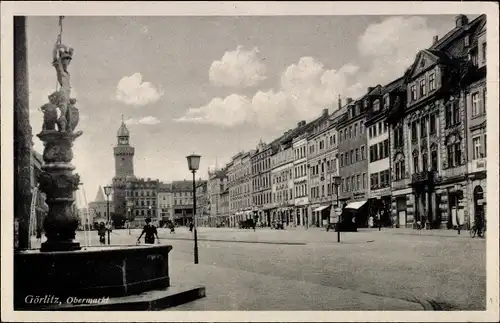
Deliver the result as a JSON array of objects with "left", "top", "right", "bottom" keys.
[
  {"left": 112, "top": 116, "right": 135, "bottom": 218},
  {"left": 114, "top": 116, "right": 135, "bottom": 177}
]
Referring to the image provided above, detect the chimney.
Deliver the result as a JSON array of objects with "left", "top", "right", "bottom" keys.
[
  {"left": 338, "top": 95, "right": 342, "bottom": 109},
  {"left": 346, "top": 97, "right": 353, "bottom": 104},
  {"left": 432, "top": 35, "right": 439, "bottom": 44},
  {"left": 322, "top": 108, "right": 328, "bottom": 116},
  {"left": 455, "top": 14, "right": 468, "bottom": 28}
]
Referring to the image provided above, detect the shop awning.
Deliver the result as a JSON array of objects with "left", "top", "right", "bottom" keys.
[
  {"left": 345, "top": 200, "right": 367, "bottom": 210},
  {"left": 314, "top": 205, "right": 331, "bottom": 212}
]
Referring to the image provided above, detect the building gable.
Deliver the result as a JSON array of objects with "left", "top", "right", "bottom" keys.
[{"left": 407, "top": 50, "right": 439, "bottom": 80}]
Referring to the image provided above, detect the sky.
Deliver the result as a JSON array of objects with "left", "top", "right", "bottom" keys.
[{"left": 26, "top": 15, "right": 462, "bottom": 204}]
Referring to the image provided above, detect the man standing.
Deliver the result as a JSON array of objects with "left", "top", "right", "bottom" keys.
[{"left": 137, "top": 218, "right": 160, "bottom": 244}]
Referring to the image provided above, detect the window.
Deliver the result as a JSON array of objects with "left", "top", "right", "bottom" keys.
[
  {"left": 369, "top": 146, "right": 374, "bottom": 163},
  {"left": 384, "top": 139, "right": 389, "bottom": 158},
  {"left": 339, "top": 130, "right": 343, "bottom": 142},
  {"left": 484, "top": 134, "right": 487, "bottom": 157},
  {"left": 465, "top": 35, "right": 470, "bottom": 47},
  {"left": 413, "top": 152, "right": 419, "bottom": 173},
  {"left": 344, "top": 129, "right": 347, "bottom": 141},
  {"left": 384, "top": 95, "right": 390, "bottom": 109},
  {"left": 361, "top": 146, "right": 365, "bottom": 160},
  {"left": 378, "top": 122, "right": 382, "bottom": 135},
  {"left": 470, "top": 50, "right": 478, "bottom": 66},
  {"left": 472, "top": 92, "right": 481, "bottom": 116},
  {"left": 369, "top": 127, "right": 373, "bottom": 139},
  {"left": 378, "top": 142, "right": 384, "bottom": 160},
  {"left": 422, "top": 151, "right": 428, "bottom": 171},
  {"left": 373, "top": 125, "right": 377, "bottom": 137},
  {"left": 319, "top": 140, "right": 324, "bottom": 150},
  {"left": 394, "top": 126, "right": 404, "bottom": 148},
  {"left": 373, "top": 100, "right": 380, "bottom": 111},
  {"left": 340, "top": 153, "right": 344, "bottom": 167},
  {"left": 363, "top": 173, "right": 367, "bottom": 189},
  {"left": 411, "top": 85, "right": 417, "bottom": 101},
  {"left": 349, "top": 126, "right": 353, "bottom": 139},
  {"left": 420, "top": 117, "right": 427, "bottom": 138},
  {"left": 419, "top": 79, "right": 426, "bottom": 97},
  {"left": 431, "top": 149, "right": 438, "bottom": 171},
  {"left": 354, "top": 123, "right": 358, "bottom": 137},
  {"left": 360, "top": 121, "right": 364, "bottom": 134},
  {"left": 429, "top": 73, "right": 436, "bottom": 92},
  {"left": 429, "top": 114, "right": 436, "bottom": 135},
  {"left": 447, "top": 143, "right": 461, "bottom": 168},
  {"left": 350, "top": 150, "right": 354, "bottom": 164},
  {"left": 473, "top": 136, "right": 482, "bottom": 159},
  {"left": 355, "top": 148, "right": 359, "bottom": 162},
  {"left": 411, "top": 121, "right": 417, "bottom": 141},
  {"left": 357, "top": 175, "right": 361, "bottom": 191},
  {"left": 482, "top": 42, "right": 487, "bottom": 62}
]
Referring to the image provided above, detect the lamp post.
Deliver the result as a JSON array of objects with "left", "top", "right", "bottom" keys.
[
  {"left": 103, "top": 185, "right": 112, "bottom": 245},
  {"left": 332, "top": 175, "right": 342, "bottom": 243},
  {"left": 186, "top": 154, "right": 201, "bottom": 264}
]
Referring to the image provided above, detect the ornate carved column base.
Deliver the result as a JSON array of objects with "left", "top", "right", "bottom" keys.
[{"left": 37, "top": 130, "right": 83, "bottom": 252}]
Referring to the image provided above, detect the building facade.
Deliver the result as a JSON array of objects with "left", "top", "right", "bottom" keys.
[
  {"left": 337, "top": 93, "right": 370, "bottom": 226},
  {"left": 251, "top": 141, "right": 275, "bottom": 225},
  {"left": 366, "top": 79, "right": 404, "bottom": 225},
  {"left": 124, "top": 177, "right": 159, "bottom": 227},
  {"left": 157, "top": 182, "right": 173, "bottom": 224},
  {"left": 220, "top": 175, "right": 230, "bottom": 227},
  {"left": 465, "top": 18, "right": 487, "bottom": 228},
  {"left": 88, "top": 186, "right": 115, "bottom": 225},
  {"left": 195, "top": 181, "right": 209, "bottom": 226},
  {"left": 208, "top": 168, "right": 228, "bottom": 227},
  {"left": 292, "top": 128, "right": 310, "bottom": 227},
  {"left": 307, "top": 109, "right": 339, "bottom": 227},
  {"left": 227, "top": 152, "right": 253, "bottom": 227},
  {"left": 386, "top": 14, "right": 486, "bottom": 230},
  {"left": 270, "top": 138, "right": 295, "bottom": 226}
]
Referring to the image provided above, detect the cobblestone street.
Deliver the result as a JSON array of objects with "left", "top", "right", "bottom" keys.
[{"left": 32, "top": 227, "right": 486, "bottom": 310}]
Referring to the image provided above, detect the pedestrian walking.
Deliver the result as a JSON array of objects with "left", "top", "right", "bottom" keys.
[
  {"left": 137, "top": 218, "right": 160, "bottom": 244},
  {"left": 169, "top": 221, "right": 176, "bottom": 234},
  {"left": 368, "top": 215, "right": 374, "bottom": 228},
  {"left": 98, "top": 222, "right": 107, "bottom": 244},
  {"left": 189, "top": 221, "right": 194, "bottom": 232}
]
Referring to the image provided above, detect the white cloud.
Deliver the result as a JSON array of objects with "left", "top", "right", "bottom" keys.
[
  {"left": 116, "top": 73, "right": 163, "bottom": 106},
  {"left": 358, "top": 16, "right": 438, "bottom": 86},
  {"left": 209, "top": 46, "right": 267, "bottom": 87},
  {"left": 125, "top": 116, "right": 161, "bottom": 125},
  {"left": 176, "top": 56, "right": 361, "bottom": 128},
  {"left": 176, "top": 16, "right": 440, "bottom": 129}
]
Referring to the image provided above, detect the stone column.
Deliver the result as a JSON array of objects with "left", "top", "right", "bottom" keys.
[
  {"left": 38, "top": 131, "right": 82, "bottom": 252},
  {"left": 14, "top": 16, "right": 32, "bottom": 251}
]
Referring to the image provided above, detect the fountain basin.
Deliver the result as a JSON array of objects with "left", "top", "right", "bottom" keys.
[{"left": 14, "top": 244, "right": 205, "bottom": 310}]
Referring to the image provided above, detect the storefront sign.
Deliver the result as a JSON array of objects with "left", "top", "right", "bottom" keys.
[{"left": 294, "top": 197, "right": 309, "bottom": 206}]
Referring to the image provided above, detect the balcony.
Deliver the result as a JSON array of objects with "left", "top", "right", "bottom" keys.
[{"left": 411, "top": 171, "right": 436, "bottom": 185}]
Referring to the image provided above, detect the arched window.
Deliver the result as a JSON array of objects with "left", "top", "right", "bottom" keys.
[
  {"left": 421, "top": 149, "right": 429, "bottom": 171},
  {"left": 394, "top": 153, "right": 405, "bottom": 180}
]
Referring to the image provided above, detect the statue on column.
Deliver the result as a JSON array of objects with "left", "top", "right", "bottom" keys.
[{"left": 36, "top": 17, "right": 83, "bottom": 252}]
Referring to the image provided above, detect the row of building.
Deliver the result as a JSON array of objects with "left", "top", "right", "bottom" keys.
[{"left": 205, "top": 14, "right": 487, "bottom": 230}]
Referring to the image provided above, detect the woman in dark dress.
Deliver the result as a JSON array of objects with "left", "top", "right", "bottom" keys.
[{"left": 137, "top": 218, "right": 160, "bottom": 244}]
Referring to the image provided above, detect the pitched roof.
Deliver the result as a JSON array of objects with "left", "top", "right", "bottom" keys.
[{"left": 94, "top": 186, "right": 106, "bottom": 202}]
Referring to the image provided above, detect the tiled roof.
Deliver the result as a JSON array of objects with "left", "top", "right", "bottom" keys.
[{"left": 382, "top": 76, "right": 405, "bottom": 94}]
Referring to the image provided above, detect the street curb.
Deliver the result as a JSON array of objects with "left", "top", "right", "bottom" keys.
[{"left": 160, "top": 236, "right": 306, "bottom": 246}]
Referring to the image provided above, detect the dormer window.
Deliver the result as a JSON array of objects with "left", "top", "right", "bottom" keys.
[
  {"left": 384, "top": 95, "right": 390, "bottom": 109},
  {"left": 419, "top": 79, "right": 426, "bottom": 97},
  {"left": 364, "top": 100, "right": 369, "bottom": 109},
  {"left": 410, "top": 85, "right": 417, "bottom": 101},
  {"left": 429, "top": 73, "right": 436, "bottom": 92},
  {"left": 373, "top": 100, "right": 380, "bottom": 112}
]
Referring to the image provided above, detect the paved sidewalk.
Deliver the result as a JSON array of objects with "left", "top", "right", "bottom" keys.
[{"left": 168, "top": 260, "right": 426, "bottom": 311}]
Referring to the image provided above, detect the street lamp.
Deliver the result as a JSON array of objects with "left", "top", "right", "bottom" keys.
[
  {"left": 186, "top": 154, "right": 201, "bottom": 265},
  {"left": 332, "top": 175, "right": 342, "bottom": 243},
  {"left": 103, "top": 185, "right": 112, "bottom": 245}
]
